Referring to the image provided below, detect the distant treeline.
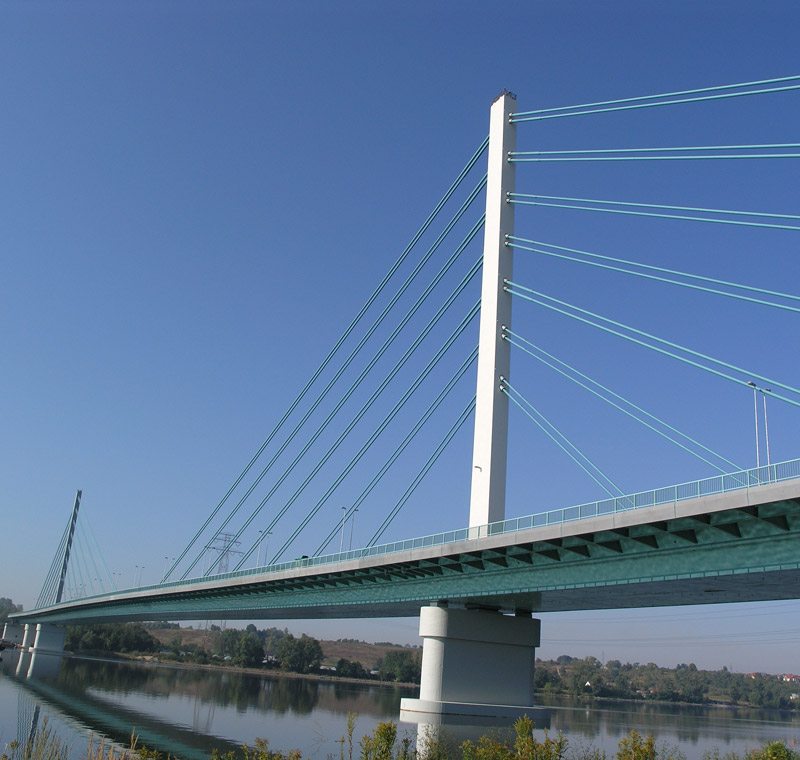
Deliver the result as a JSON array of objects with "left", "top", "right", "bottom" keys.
[
  {"left": 535, "top": 655, "right": 799, "bottom": 710},
  {"left": 64, "top": 622, "right": 421, "bottom": 682},
  {"left": 65, "top": 623, "right": 159, "bottom": 654}
]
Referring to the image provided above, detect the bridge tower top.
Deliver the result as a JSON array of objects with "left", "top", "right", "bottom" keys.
[
  {"left": 55, "top": 490, "right": 82, "bottom": 605},
  {"left": 469, "top": 91, "right": 517, "bottom": 527}
]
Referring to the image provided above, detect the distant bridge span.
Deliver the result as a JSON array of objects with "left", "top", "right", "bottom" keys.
[{"left": 14, "top": 474, "right": 800, "bottom": 627}]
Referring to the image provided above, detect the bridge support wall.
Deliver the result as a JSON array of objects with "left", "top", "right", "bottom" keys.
[
  {"left": 31, "top": 624, "right": 66, "bottom": 654},
  {"left": 2, "top": 622, "right": 25, "bottom": 646},
  {"left": 401, "top": 606, "right": 547, "bottom": 720}
]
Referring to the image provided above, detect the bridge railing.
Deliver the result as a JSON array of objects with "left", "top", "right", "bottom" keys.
[
  {"left": 49, "top": 457, "right": 800, "bottom": 604},
  {"left": 479, "top": 459, "right": 800, "bottom": 536}
]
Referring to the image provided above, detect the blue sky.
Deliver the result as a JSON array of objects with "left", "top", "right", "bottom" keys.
[{"left": 3, "top": 1, "right": 800, "bottom": 672}]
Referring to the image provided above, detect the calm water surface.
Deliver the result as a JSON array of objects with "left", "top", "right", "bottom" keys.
[{"left": 1, "top": 651, "right": 799, "bottom": 759}]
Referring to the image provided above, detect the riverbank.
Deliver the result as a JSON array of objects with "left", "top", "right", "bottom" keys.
[{"left": 69, "top": 651, "right": 420, "bottom": 689}]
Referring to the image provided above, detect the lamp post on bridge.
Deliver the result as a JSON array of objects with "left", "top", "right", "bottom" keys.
[
  {"left": 256, "top": 530, "right": 272, "bottom": 567},
  {"left": 349, "top": 507, "right": 359, "bottom": 551},
  {"left": 763, "top": 388, "right": 772, "bottom": 468},
  {"left": 747, "top": 381, "right": 761, "bottom": 469},
  {"left": 162, "top": 556, "right": 175, "bottom": 580},
  {"left": 339, "top": 506, "right": 347, "bottom": 554}
]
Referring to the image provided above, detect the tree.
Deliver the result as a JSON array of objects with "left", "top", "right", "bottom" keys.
[
  {"left": 569, "top": 656, "right": 603, "bottom": 695},
  {"left": 336, "top": 658, "right": 368, "bottom": 679},
  {"left": 233, "top": 631, "right": 264, "bottom": 668},
  {"left": 259, "top": 626, "right": 290, "bottom": 657},
  {"left": 616, "top": 730, "right": 659, "bottom": 760},
  {"left": 0, "top": 597, "right": 22, "bottom": 623},
  {"left": 277, "top": 633, "right": 323, "bottom": 673},
  {"left": 167, "top": 632, "right": 183, "bottom": 654},
  {"left": 376, "top": 649, "right": 421, "bottom": 683},
  {"left": 220, "top": 628, "right": 242, "bottom": 657}
]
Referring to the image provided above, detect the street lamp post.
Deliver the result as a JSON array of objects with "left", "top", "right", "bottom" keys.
[
  {"left": 339, "top": 507, "right": 347, "bottom": 554},
  {"left": 163, "top": 556, "right": 175, "bottom": 580},
  {"left": 763, "top": 389, "right": 772, "bottom": 468},
  {"left": 257, "top": 530, "right": 272, "bottom": 567},
  {"left": 349, "top": 507, "right": 359, "bottom": 551},
  {"left": 747, "top": 381, "right": 760, "bottom": 469}
]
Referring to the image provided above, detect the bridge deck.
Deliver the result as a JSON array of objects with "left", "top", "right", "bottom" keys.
[{"left": 14, "top": 471, "right": 800, "bottom": 625}]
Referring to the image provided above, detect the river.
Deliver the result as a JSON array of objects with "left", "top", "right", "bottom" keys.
[{"left": 1, "top": 650, "right": 798, "bottom": 759}]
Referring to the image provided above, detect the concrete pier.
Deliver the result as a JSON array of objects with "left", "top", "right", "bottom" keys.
[
  {"left": 31, "top": 624, "right": 67, "bottom": 654},
  {"left": 2, "top": 622, "right": 25, "bottom": 646},
  {"left": 400, "top": 606, "right": 549, "bottom": 721}
]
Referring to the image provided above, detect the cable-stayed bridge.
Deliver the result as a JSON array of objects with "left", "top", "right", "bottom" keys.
[
  {"left": 8, "top": 76, "right": 800, "bottom": 718},
  {"left": 14, "top": 463, "right": 800, "bottom": 624}
]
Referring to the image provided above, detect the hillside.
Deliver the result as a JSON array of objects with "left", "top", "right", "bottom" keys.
[
  {"left": 317, "top": 639, "right": 413, "bottom": 669},
  {"left": 145, "top": 626, "right": 415, "bottom": 670}
]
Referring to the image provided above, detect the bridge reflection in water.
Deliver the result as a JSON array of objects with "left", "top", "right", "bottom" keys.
[{"left": 1, "top": 650, "right": 443, "bottom": 759}]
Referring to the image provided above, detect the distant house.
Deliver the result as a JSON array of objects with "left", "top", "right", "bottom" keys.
[{"left": 781, "top": 674, "right": 800, "bottom": 683}]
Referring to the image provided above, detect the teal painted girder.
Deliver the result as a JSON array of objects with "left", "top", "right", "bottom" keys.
[{"left": 16, "top": 493, "right": 800, "bottom": 625}]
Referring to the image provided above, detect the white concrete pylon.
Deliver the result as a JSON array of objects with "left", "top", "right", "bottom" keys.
[{"left": 469, "top": 91, "right": 517, "bottom": 529}]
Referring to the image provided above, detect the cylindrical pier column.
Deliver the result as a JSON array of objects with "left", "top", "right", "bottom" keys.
[
  {"left": 22, "top": 624, "right": 37, "bottom": 650},
  {"left": 401, "top": 606, "right": 548, "bottom": 721}
]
